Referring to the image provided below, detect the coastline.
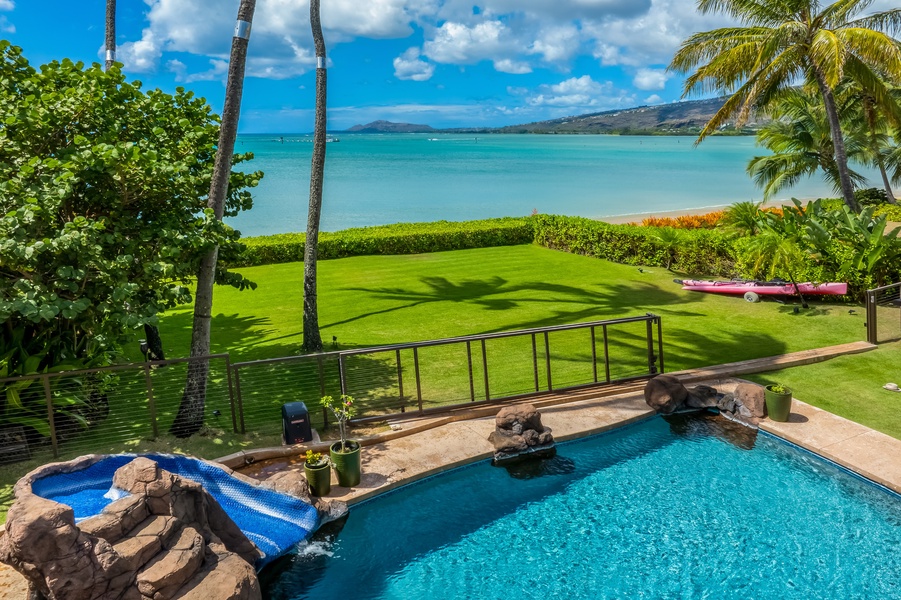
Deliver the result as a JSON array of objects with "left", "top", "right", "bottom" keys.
[{"left": 597, "top": 199, "right": 796, "bottom": 224}]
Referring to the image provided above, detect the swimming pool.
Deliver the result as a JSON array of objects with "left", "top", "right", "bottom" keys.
[{"left": 261, "top": 413, "right": 901, "bottom": 599}]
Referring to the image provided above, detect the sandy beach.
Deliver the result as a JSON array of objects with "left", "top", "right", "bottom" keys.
[{"left": 598, "top": 199, "right": 797, "bottom": 224}]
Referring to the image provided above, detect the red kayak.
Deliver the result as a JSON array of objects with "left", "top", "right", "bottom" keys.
[{"left": 674, "top": 279, "right": 847, "bottom": 296}]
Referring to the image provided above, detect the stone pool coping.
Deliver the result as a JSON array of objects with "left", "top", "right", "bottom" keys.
[{"left": 241, "top": 376, "right": 901, "bottom": 505}]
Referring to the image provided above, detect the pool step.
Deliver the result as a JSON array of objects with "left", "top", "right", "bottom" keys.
[{"left": 112, "top": 515, "right": 179, "bottom": 571}]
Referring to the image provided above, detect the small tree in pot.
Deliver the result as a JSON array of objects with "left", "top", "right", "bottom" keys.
[
  {"left": 303, "top": 450, "right": 331, "bottom": 497},
  {"left": 322, "top": 395, "right": 361, "bottom": 487}
]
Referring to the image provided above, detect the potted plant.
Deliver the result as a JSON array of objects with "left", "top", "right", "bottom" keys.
[
  {"left": 764, "top": 383, "right": 793, "bottom": 422},
  {"left": 322, "top": 394, "right": 361, "bottom": 487},
  {"left": 303, "top": 450, "right": 331, "bottom": 497}
]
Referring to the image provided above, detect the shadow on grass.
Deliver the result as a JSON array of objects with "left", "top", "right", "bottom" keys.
[{"left": 331, "top": 276, "right": 705, "bottom": 332}]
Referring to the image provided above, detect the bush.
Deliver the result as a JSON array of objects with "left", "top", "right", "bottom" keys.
[
  {"left": 640, "top": 211, "right": 724, "bottom": 229},
  {"left": 874, "top": 204, "right": 901, "bottom": 221},
  {"left": 531, "top": 214, "right": 736, "bottom": 275},
  {"left": 235, "top": 218, "right": 534, "bottom": 266},
  {"left": 855, "top": 188, "right": 888, "bottom": 206}
]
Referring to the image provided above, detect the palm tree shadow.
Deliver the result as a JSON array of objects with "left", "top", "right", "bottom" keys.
[{"left": 329, "top": 276, "right": 705, "bottom": 332}]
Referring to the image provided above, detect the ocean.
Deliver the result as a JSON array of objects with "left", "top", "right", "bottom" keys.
[{"left": 228, "top": 133, "right": 848, "bottom": 237}]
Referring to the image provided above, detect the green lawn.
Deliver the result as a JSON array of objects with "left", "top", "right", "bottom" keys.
[{"left": 2, "top": 243, "right": 894, "bottom": 524}]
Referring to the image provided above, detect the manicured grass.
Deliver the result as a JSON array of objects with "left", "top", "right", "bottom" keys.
[
  {"left": 746, "top": 341, "right": 901, "bottom": 439},
  {"left": 155, "top": 244, "right": 864, "bottom": 366}
]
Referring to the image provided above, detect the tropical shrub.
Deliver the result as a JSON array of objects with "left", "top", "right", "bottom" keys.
[
  {"left": 237, "top": 218, "right": 534, "bottom": 266},
  {"left": 531, "top": 214, "right": 736, "bottom": 275},
  {"left": 641, "top": 211, "right": 724, "bottom": 229}
]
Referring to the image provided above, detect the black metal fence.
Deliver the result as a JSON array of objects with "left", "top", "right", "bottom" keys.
[
  {"left": 865, "top": 282, "right": 901, "bottom": 344},
  {"left": 0, "top": 355, "right": 233, "bottom": 463},
  {"left": 230, "top": 314, "right": 664, "bottom": 431},
  {"left": 0, "top": 315, "right": 663, "bottom": 464}
]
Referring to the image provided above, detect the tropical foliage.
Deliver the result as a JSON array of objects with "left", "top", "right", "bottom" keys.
[
  {"left": 0, "top": 44, "right": 260, "bottom": 437},
  {"left": 670, "top": 0, "right": 901, "bottom": 211}
]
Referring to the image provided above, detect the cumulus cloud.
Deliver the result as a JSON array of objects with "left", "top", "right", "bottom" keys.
[
  {"left": 0, "top": 0, "right": 14, "bottom": 33},
  {"left": 526, "top": 75, "right": 634, "bottom": 110},
  {"left": 424, "top": 20, "right": 513, "bottom": 64},
  {"left": 632, "top": 68, "right": 670, "bottom": 91},
  {"left": 117, "top": 0, "right": 429, "bottom": 77},
  {"left": 393, "top": 47, "right": 435, "bottom": 81},
  {"left": 645, "top": 94, "right": 662, "bottom": 104}
]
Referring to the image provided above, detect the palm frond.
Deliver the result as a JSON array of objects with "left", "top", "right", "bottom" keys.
[
  {"left": 847, "top": 9, "right": 901, "bottom": 36},
  {"left": 810, "top": 30, "right": 846, "bottom": 87},
  {"left": 818, "top": 0, "right": 872, "bottom": 30}
]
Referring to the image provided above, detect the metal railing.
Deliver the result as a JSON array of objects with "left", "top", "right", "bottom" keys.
[
  {"left": 0, "top": 354, "right": 232, "bottom": 461},
  {"left": 230, "top": 314, "right": 664, "bottom": 429},
  {"left": 0, "top": 315, "right": 664, "bottom": 465},
  {"left": 865, "top": 282, "right": 901, "bottom": 344}
]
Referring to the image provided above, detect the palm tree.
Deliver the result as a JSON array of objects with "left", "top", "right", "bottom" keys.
[
  {"left": 302, "top": 0, "right": 327, "bottom": 352},
  {"left": 173, "top": 0, "right": 257, "bottom": 437},
  {"left": 105, "top": 0, "right": 116, "bottom": 71},
  {"left": 748, "top": 88, "right": 868, "bottom": 198},
  {"left": 670, "top": 0, "right": 901, "bottom": 212}
]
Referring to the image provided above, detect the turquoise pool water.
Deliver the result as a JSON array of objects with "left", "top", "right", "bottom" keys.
[{"left": 262, "top": 414, "right": 901, "bottom": 599}]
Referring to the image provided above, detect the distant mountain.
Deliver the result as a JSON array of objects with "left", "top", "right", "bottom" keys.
[
  {"left": 346, "top": 120, "right": 437, "bottom": 133},
  {"left": 490, "top": 97, "right": 766, "bottom": 135}
]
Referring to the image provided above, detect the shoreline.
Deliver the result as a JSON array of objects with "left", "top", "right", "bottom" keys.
[{"left": 597, "top": 199, "right": 797, "bottom": 225}]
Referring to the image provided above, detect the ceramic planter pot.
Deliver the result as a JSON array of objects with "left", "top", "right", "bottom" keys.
[
  {"left": 330, "top": 440, "right": 361, "bottom": 487},
  {"left": 764, "top": 385, "right": 792, "bottom": 422},
  {"left": 304, "top": 461, "right": 331, "bottom": 497}
]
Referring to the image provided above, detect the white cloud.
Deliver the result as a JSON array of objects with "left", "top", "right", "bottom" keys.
[
  {"left": 0, "top": 0, "right": 14, "bottom": 33},
  {"left": 393, "top": 47, "right": 435, "bottom": 81},
  {"left": 424, "top": 20, "right": 512, "bottom": 64},
  {"left": 526, "top": 75, "right": 634, "bottom": 110},
  {"left": 494, "top": 59, "right": 531, "bottom": 74},
  {"left": 632, "top": 68, "right": 670, "bottom": 91},
  {"left": 645, "top": 94, "right": 662, "bottom": 104}
]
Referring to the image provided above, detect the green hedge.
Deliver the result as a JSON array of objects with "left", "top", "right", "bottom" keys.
[
  {"left": 530, "top": 214, "right": 737, "bottom": 276},
  {"left": 235, "top": 218, "right": 535, "bottom": 266},
  {"left": 875, "top": 204, "right": 901, "bottom": 222}
]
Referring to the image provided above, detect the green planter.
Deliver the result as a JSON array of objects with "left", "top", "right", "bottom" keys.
[
  {"left": 304, "top": 461, "right": 331, "bottom": 497},
  {"left": 330, "top": 441, "right": 361, "bottom": 488},
  {"left": 764, "top": 385, "right": 793, "bottom": 422}
]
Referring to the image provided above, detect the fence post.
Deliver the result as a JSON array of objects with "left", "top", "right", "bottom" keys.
[
  {"left": 866, "top": 290, "right": 877, "bottom": 344},
  {"left": 543, "top": 332, "right": 552, "bottom": 391},
  {"left": 602, "top": 324, "right": 611, "bottom": 383},
  {"left": 338, "top": 354, "right": 348, "bottom": 396},
  {"left": 42, "top": 374, "right": 58, "bottom": 458},
  {"left": 590, "top": 326, "right": 598, "bottom": 383},
  {"left": 225, "top": 358, "right": 238, "bottom": 434},
  {"left": 531, "top": 334, "right": 539, "bottom": 392},
  {"left": 465, "top": 342, "right": 475, "bottom": 402},
  {"left": 656, "top": 316, "right": 665, "bottom": 374},
  {"left": 645, "top": 317, "right": 657, "bottom": 375},
  {"left": 481, "top": 339, "right": 490, "bottom": 401},
  {"left": 413, "top": 347, "right": 423, "bottom": 412},
  {"left": 144, "top": 363, "right": 159, "bottom": 438},
  {"left": 395, "top": 349, "right": 406, "bottom": 411},
  {"left": 233, "top": 368, "right": 246, "bottom": 434}
]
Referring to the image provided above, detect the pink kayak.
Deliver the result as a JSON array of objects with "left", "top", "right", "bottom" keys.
[{"left": 674, "top": 279, "right": 847, "bottom": 296}]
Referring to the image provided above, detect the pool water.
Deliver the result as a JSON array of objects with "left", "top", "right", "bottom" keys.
[{"left": 261, "top": 414, "right": 901, "bottom": 599}]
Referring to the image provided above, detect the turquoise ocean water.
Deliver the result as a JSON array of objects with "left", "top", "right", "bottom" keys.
[{"left": 230, "top": 134, "right": 852, "bottom": 237}]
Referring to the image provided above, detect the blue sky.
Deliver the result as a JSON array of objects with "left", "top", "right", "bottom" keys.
[{"left": 1, "top": 0, "right": 893, "bottom": 132}]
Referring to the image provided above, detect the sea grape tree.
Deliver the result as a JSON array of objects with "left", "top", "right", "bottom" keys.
[{"left": 0, "top": 42, "right": 260, "bottom": 375}]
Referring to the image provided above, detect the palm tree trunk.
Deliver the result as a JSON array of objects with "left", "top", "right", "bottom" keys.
[
  {"left": 813, "top": 69, "right": 861, "bottom": 212},
  {"left": 301, "top": 0, "right": 327, "bottom": 353},
  {"left": 863, "top": 98, "right": 897, "bottom": 204},
  {"left": 172, "top": 0, "right": 256, "bottom": 438},
  {"left": 105, "top": 0, "right": 116, "bottom": 70}
]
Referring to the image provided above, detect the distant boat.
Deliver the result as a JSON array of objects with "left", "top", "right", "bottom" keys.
[
  {"left": 674, "top": 279, "right": 847, "bottom": 297},
  {"left": 326, "top": 137, "right": 340, "bottom": 143}
]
